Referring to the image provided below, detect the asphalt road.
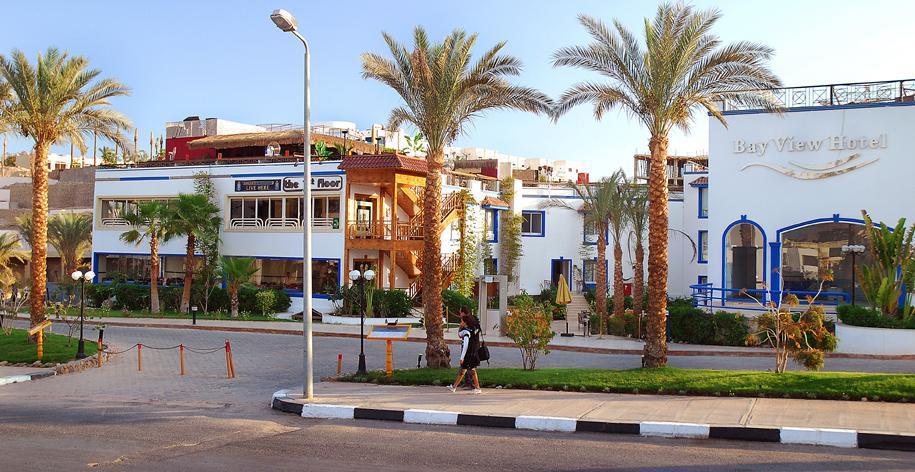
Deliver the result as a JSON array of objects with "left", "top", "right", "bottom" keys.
[{"left": 0, "top": 324, "right": 913, "bottom": 471}]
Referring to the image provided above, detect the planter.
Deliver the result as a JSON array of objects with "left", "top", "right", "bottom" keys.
[
  {"left": 321, "top": 313, "right": 421, "bottom": 326},
  {"left": 836, "top": 322, "right": 915, "bottom": 355}
]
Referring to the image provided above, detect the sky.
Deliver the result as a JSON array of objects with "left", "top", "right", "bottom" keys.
[{"left": 2, "top": 0, "right": 914, "bottom": 177}]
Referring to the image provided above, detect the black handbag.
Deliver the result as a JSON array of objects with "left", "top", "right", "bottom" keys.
[{"left": 477, "top": 330, "right": 491, "bottom": 362}]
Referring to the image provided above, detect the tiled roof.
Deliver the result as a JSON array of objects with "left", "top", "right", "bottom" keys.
[
  {"left": 689, "top": 176, "right": 708, "bottom": 187},
  {"left": 337, "top": 154, "right": 428, "bottom": 173},
  {"left": 481, "top": 196, "right": 510, "bottom": 208}
]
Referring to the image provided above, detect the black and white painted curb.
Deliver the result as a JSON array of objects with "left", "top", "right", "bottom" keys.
[
  {"left": 0, "top": 371, "right": 55, "bottom": 386},
  {"left": 272, "top": 390, "right": 915, "bottom": 452}
]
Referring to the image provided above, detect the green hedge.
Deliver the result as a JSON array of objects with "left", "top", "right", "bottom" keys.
[
  {"left": 85, "top": 283, "right": 291, "bottom": 315},
  {"left": 837, "top": 304, "right": 915, "bottom": 329},
  {"left": 668, "top": 303, "right": 750, "bottom": 346}
]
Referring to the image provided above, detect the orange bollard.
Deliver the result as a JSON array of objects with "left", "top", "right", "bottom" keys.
[
  {"left": 137, "top": 343, "right": 143, "bottom": 372},
  {"left": 179, "top": 344, "right": 185, "bottom": 376},
  {"left": 36, "top": 330, "right": 43, "bottom": 361},
  {"left": 385, "top": 340, "right": 393, "bottom": 377},
  {"left": 224, "top": 340, "right": 235, "bottom": 379},
  {"left": 337, "top": 353, "right": 342, "bottom": 376},
  {"left": 97, "top": 340, "right": 103, "bottom": 368}
]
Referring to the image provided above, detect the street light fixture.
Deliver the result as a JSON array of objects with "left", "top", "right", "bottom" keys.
[
  {"left": 271, "top": 7, "right": 315, "bottom": 400},
  {"left": 349, "top": 268, "right": 375, "bottom": 375},
  {"left": 842, "top": 244, "right": 866, "bottom": 306},
  {"left": 70, "top": 269, "right": 96, "bottom": 359},
  {"left": 341, "top": 129, "right": 349, "bottom": 157}
]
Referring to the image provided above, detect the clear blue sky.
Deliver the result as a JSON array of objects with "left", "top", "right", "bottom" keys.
[{"left": 2, "top": 0, "right": 914, "bottom": 177}]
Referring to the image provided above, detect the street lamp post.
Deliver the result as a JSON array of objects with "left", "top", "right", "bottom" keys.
[
  {"left": 70, "top": 270, "right": 96, "bottom": 359},
  {"left": 349, "top": 268, "right": 375, "bottom": 375},
  {"left": 271, "top": 8, "right": 315, "bottom": 400},
  {"left": 341, "top": 129, "right": 349, "bottom": 157},
  {"left": 842, "top": 244, "right": 866, "bottom": 305}
]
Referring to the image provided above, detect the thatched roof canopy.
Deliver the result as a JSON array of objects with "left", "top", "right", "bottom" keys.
[{"left": 186, "top": 130, "right": 378, "bottom": 154}]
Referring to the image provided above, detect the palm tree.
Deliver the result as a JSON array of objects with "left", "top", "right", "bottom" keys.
[
  {"left": 120, "top": 201, "right": 172, "bottom": 313},
  {"left": 362, "top": 27, "right": 552, "bottom": 367},
  {"left": 0, "top": 48, "right": 129, "bottom": 325},
  {"left": 570, "top": 177, "right": 616, "bottom": 334},
  {"left": 0, "top": 233, "right": 28, "bottom": 288},
  {"left": 605, "top": 170, "right": 629, "bottom": 318},
  {"left": 553, "top": 5, "right": 780, "bottom": 366},
  {"left": 47, "top": 212, "right": 92, "bottom": 279},
  {"left": 168, "top": 193, "right": 220, "bottom": 313},
  {"left": 221, "top": 256, "right": 259, "bottom": 318},
  {"left": 624, "top": 180, "right": 649, "bottom": 316},
  {"left": 17, "top": 212, "right": 92, "bottom": 282}
]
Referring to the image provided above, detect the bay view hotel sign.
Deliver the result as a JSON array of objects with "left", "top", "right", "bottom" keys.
[
  {"left": 234, "top": 175, "right": 343, "bottom": 192},
  {"left": 732, "top": 134, "right": 886, "bottom": 180}
]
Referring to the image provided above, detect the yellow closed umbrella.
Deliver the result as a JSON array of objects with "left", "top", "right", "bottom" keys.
[{"left": 555, "top": 273, "right": 572, "bottom": 306}]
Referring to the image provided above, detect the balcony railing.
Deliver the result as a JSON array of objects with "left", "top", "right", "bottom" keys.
[
  {"left": 228, "top": 216, "right": 339, "bottom": 229},
  {"left": 346, "top": 220, "right": 423, "bottom": 241},
  {"left": 721, "top": 78, "right": 915, "bottom": 112}
]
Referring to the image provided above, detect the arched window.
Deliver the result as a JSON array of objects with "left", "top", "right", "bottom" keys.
[
  {"left": 724, "top": 223, "right": 765, "bottom": 295},
  {"left": 781, "top": 222, "right": 869, "bottom": 299}
]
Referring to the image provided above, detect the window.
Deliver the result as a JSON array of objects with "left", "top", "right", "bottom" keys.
[
  {"left": 99, "top": 198, "right": 170, "bottom": 227},
  {"left": 228, "top": 195, "right": 340, "bottom": 230},
  {"left": 698, "top": 230, "right": 708, "bottom": 263},
  {"left": 583, "top": 259, "right": 596, "bottom": 284},
  {"left": 312, "top": 259, "right": 340, "bottom": 295},
  {"left": 698, "top": 187, "right": 708, "bottom": 218},
  {"left": 583, "top": 219, "right": 605, "bottom": 245},
  {"left": 484, "top": 209, "right": 498, "bottom": 242},
  {"left": 521, "top": 210, "right": 545, "bottom": 237},
  {"left": 697, "top": 275, "right": 709, "bottom": 295},
  {"left": 483, "top": 257, "right": 497, "bottom": 275},
  {"left": 448, "top": 219, "right": 461, "bottom": 241}
]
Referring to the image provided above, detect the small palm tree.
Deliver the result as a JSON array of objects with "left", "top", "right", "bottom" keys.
[
  {"left": 605, "top": 170, "right": 629, "bottom": 319},
  {"left": 624, "top": 181, "right": 649, "bottom": 316},
  {"left": 362, "top": 27, "right": 551, "bottom": 367},
  {"left": 120, "top": 201, "right": 172, "bottom": 313},
  {"left": 570, "top": 177, "right": 616, "bottom": 334},
  {"left": 553, "top": 5, "right": 781, "bottom": 366},
  {"left": 167, "top": 194, "right": 220, "bottom": 313},
  {"left": 401, "top": 131, "right": 427, "bottom": 156},
  {"left": 0, "top": 232, "right": 28, "bottom": 288},
  {"left": 0, "top": 47, "right": 129, "bottom": 325},
  {"left": 17, "top": 212, "right": 92, "bottom": 282},
  {"left": 221, "top": 256, "right": 259, "bottom": 318}
]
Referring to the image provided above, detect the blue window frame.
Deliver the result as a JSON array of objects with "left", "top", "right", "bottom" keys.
[
  {"left": 698, "top": 186, "right": 708, "bottom": 218},
  {"left": 485, "top": 209, "right": 499, "bottom": 242},
  {"left": 521, "top": 210, "right": 545, "bottom": 237},
  {"left": 698, "top": 230, "right": 708, "bottom": 263}
]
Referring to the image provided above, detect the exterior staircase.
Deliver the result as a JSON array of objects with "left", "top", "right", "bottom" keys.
[
  {"left": 559, "top": 293, "right": 592, "bottom": 335},
  {"left": 400, "top": 191, "right": 466, "bottom": 300}
]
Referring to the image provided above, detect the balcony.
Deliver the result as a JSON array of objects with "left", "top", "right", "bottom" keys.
[
  {"left": 345, "top": 220, "right": 424, "bottom": 250},
  {"left": 720, "top": 78, "right": 915, "bottom": 112},
  {"left": 228, "top": 216, "right": 339, "bottom": 230}
]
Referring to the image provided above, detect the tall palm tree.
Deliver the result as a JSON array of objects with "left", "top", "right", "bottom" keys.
[
  {"left": 553, "top": 5, "right": 780, "bottom": 366},
  {"left": 120, "top": 201, "right": 172, "bottom": 313},
  {"left": 570, "top": 178, "right": 616, "bottom": 334},
  {"left": 0, "top": 48, "right": 129, "bottom": 325},
  {"left": 168, "top": 193, "right": 220, "bottom": 313},
  {"left": 624, "top": 180, "right": 649, "bottom": 316},
  {"left": 220, "top": 256, "right": 259, "bottom": 318},
  {"left": 361, "top": 27, "right": 552, "bottom": 367},
  {"left": 0, "top": 232, "right": 28, "bottom": 288},
  {"left": 47, "top": 212, "right": 92, "bottom": 279},
  {"left": 17, "top": 212, "right": 92, "bottom": 282},
  {"left": 605, "top": 170, "right": 629, "bottom": 318}
]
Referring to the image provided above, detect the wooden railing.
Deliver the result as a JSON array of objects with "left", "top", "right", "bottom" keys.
[
  {"left": 406, "top": 251, "right": 460, "bottom": 300},
  {"left": 408, "top": 191, "right": 464, "bottom": 227},
  {"left": 345, "top": 220, "right": 423, "bottom": 241}
]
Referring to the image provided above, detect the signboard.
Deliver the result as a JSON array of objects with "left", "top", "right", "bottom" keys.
[
  {"left": 28, "top": 319, "right": 52, "bottom": 335},
  {"left": 282, "top": 175, "right": 343, "bottom": 193},
  {"left": 366, "top": 324, "right": 412, "bottom": 340},
  {"left": 235, "top": 179, "right": 281, "bottom": 192},
  {"left": 733, "top": 134, "right": 885, "bottom": 180}
]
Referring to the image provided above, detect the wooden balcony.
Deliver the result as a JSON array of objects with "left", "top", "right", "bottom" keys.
[{"left": 345, "top": 220, "right": 423, "bottom": 250}]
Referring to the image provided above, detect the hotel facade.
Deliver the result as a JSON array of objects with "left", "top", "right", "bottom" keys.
[{"left": 89, "top": 79, "right": 915, "bottom": 317}]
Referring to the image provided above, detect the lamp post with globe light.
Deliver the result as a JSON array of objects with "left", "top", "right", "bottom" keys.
[
  {"left": 70, "top": 270, "right": 95, "bottom": 359},
  {"left": 842, "top": 244, "right": 866, "bottom": 305},
  {"left": 349, "top": 268, "right": 375, "bottom": 375}
]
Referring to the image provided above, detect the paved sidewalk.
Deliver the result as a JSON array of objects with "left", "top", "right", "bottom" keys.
[
  {"left": 0, "top": 366, "right": 55, "bottom": 386},
  {"left": 272, "top": 382, "right": 915, "bottom": 451}
]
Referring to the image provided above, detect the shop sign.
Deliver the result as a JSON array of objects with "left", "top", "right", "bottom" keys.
[
  {"left": 235, "top": 179, "right": 281, "bottom": 192},
  {"left": 282, "top": 175, "right": 343, "bottom": 192}
]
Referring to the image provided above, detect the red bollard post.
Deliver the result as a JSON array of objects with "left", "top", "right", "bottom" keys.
[
  {"left": 337, "top": 353, "right": 342, "bottom": 376},
  {"left": 224, "top": 340, "right": 235, "bottom": 379},
  {"left": 137, "top": 343, "right": 143, "bottom": 372},
  {"left": 179, "top": 344, "right": 185, "bottom": 376}
]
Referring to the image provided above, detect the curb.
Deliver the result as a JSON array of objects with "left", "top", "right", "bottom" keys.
[
  {"left": 28, "top": 317, "right": 912, "bottom": 361},
  {"left": 0, "top": 370, "right": 55, "bottom": 386},
  {"left": 271, "top": 391, "right": 915, "bottom": 452}
]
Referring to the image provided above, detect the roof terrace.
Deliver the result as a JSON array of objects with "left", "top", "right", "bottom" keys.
[{"left": 721, "top": 78, "right": 915, "bottom": 112}]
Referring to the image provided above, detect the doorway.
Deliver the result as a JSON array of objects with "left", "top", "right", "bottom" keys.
[
  {"left": 550, "top": 258, "right": 572, "bottom": 287},
  {"left": 354, "top": 195, "right": 377, "bottom": 237}
]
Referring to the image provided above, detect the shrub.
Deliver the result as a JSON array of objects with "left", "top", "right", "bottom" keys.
[
  {"left": 837, "top": 304, "right": 915, "bottom": 329},
  {"left": 746, "top": 293, "right": 837, "bottom": 372},
  {"left": 374, "top": 289, "right": 412, "bottom": 318},
  {"left": 669, "top": 306, "right": 716, "bottom": 345},
  {"left": 442, "top": 289, "right": 476, "bottom": 318},
  {"left": 112, "top": 284, "right": 151, "bottom": 311},
  {"left": 605, "top": 315, "right": 627, "bottom": 336},
  {"left": 85, "top": 284, "right": 112, "bottom": 308},
  {"left": 255, "top": 291, "right": 276, "bottom": 316},
  {"left": 504, "top": 296, "right": 555, "bottom": 370},
  {"left": 622, "top": 312, "right": 647, "bottom": 338},
  {"left": 712, "top": 311, "right": 750, "bottom": 346}
]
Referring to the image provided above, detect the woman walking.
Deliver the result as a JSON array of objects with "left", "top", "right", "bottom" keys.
[{"left": 448, "top": 310, "right": 482, "bottom": 394}]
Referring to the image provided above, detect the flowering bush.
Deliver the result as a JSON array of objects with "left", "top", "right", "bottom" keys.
[{"left": 504, "top": 296, "right": 555, "bottom": 370}]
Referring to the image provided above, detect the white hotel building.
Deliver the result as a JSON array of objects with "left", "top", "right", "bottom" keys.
[{"left": 90, "top": 79, "right": 915, "bottom": 316}]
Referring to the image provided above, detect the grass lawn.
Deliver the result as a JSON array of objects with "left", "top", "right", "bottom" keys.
[
  {"left": 0, "top": 328, "right": 98, "bottom": 364},
  {"left": 342, "top": 367, "right": 915, "bottom": 402},
  {"left": 61, "top": 307, "right": 295, "bottom": 322}
]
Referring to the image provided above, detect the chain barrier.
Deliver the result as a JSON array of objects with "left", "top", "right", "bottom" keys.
[{"left": 97, "top": 340, "right": 236, "bottom": 379}]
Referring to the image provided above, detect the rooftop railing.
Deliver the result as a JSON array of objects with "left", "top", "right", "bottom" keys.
[{"left": 721, "top": 78, "right": 915, "bottom": 112}]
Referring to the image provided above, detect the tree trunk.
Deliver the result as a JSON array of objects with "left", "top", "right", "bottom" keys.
[
  {"left": 422, "top": 149, "right": 449, "bottom": 367},
  {"left": 150, "top": 232, "right": 160, "bottom": 314},
  {"left": 613, "top": 242, "right": 625, "bottom": 317},
  {"left": 180, "top": 233, "right": 195, "bottom": 313},
  {"left": 633, "top": 242, "right": 645, "bottom": 315},
  {"left": 230, "top": 285, "right": 239, "bottom": 318},
  {"left": 29, "top": 142, "right": 50, "bottom": 325},
  {"left": 595, "top": 232, "right": 608, "bottom": 334},
  {"left": 645, "top": 135, "right": 670, "bottom": 368}
]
